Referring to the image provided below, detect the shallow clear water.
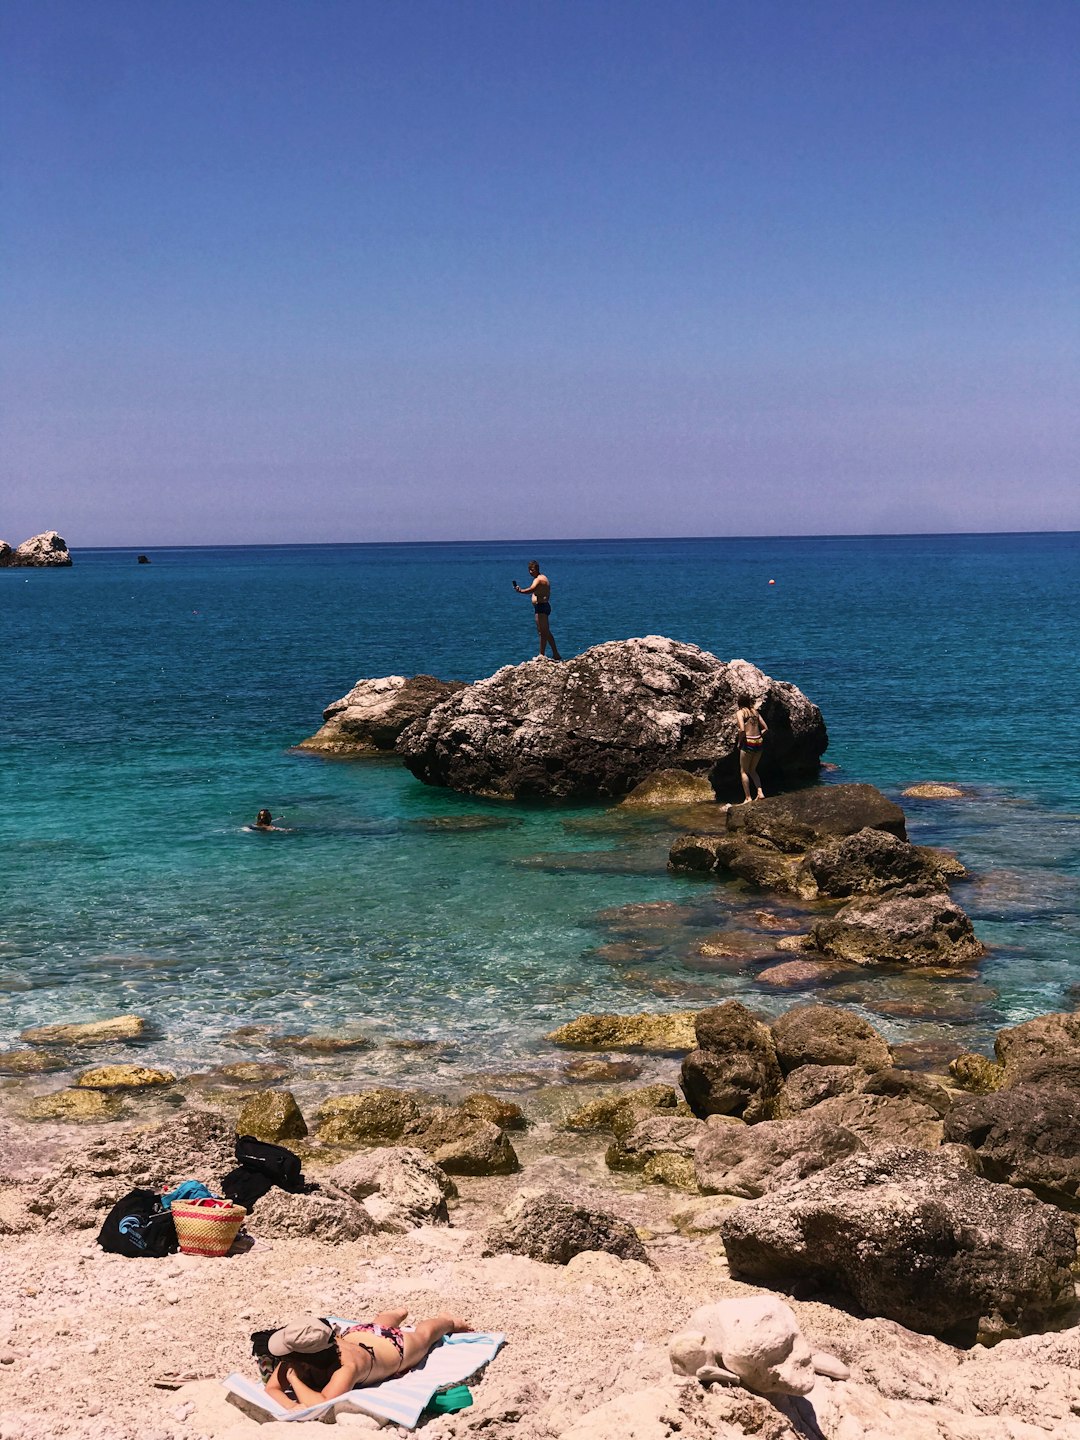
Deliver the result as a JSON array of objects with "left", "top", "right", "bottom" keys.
[{"left": 2, "top": 535, "right": 1079, "bottom": 1091}]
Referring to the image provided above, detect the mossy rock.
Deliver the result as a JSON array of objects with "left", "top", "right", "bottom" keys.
[
  {"left": 565, "top": 1083, "right": 685, "bottom": 1136},
  {"left": 24, "top": 1089, "right": 123, "bottom": 1122},
  {"left": 213, "top": 1061, "right": 291, "bottom": 1086},
  {"left": 547, "top": 1011, "right": 698, "bottom": 1053},
  {"left": 20, "top": 1015, "right": 149, "bottom": 1047},
  {"left": 563, "top": 1058, "right": 644, "bottom": 1084},
  {"left": 75, "top": 1065, "right": 176, "bottom": 1090},
  {"left": 414, "top": 1111, "right": 520, "bottom": 1175},
  {"left": 315, "top": 1088, "right": 422, "bottom": 1147},
  {"left": 0, "top": 1049, "right": 67, "bottom": 1076},
  {"left": 949, "top": 1053, "right": 1006, "bottom": 1094},
  {"left": 237, "top": 1089, "right": 308, "bottom": 1142},
  {"left": 458, "top": 1093, "right": 527, "bottom": 1131},
  {"left": 641, "top": 1153, "right": 700, "bottom": 1191},
  {"left": 618, "top": 769, "right": 716, "bottom": 808},
  {"left": 269, "top": 1033, "right": 372, "bottom": 1055}
]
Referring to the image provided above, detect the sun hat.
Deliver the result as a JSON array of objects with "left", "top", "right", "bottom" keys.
[{"left": 267, "top": 1315, "right": 336, "bottom": 1357}]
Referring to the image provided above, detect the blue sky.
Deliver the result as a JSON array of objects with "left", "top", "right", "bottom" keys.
[{"left": 1, "top": 0, "right": 1077, "bottom": 544}]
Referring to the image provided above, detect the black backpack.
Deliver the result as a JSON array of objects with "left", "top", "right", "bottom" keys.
[
  {"left": 97, "top": 1188, "right": 178, "bottom": 1258},
  {"left": 220, "top": 1135, "right": 307, "bottom": 1211}
]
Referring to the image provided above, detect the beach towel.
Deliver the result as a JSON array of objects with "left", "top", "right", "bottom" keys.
[{"left": 222, "top": 1321, "right": 505, "bottom": 1428}]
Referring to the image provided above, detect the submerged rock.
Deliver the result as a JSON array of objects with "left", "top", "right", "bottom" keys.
[
  {"left": 0, "top": 530, "right": 72, "bottom": 567},
  {"left": 719, "top": 1146, "right": 1077, "bottom": 1343},
  {"left": 0, "top": 1049, "right": 67, "bottom": 1075},
  {"left": 547, "top": 1011, "right": 698, "bottom": 1053},
  {"left": 457, "top": 1092, "right": 527, "bottom": 1130},
  {"left": 398, "top": 637, "right": 827, "bottom": 800},
  {"left": 810, "top": 891, "right": 984, "bottom": 967},
  {"left": 21, "top": 1015, "right": 149, "bottom": 1047},
  {"left": 483, "top": 1191, "right": 649, "bottom": 1265},
  {"left": 299, "top": 674, "right": 465, "bottom": 754},
  {"left": 563, "top": 1057, "right": 644, "bottom": 1084},
  {"left": 236, "top": 1089, "right": 308, "bottom": 1142},
  {"left": 268, "top": 1032, "right": 372, "bottom": 1054},
  {"left": 75, "top": 1065, "right": 176, "bottom": 1090}
]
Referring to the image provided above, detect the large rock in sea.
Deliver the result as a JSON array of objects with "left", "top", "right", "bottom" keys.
[
  {"left": 0, "top": 530, "right": 72, "bottom": 567},
  {"left": 809, "top": 891, "right": 984, "bottom": 968},
  {"left": 397, "top": 637, "right": 827, "bottom": 800},
  {"left": 718, "top": 1147, "right": 1077, "bottom": 1343},
  {"left": 298, "top": 674, "right": 465, "bottom": 754}
]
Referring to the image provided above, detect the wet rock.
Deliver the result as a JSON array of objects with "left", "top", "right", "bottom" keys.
[
  {"left": 949, "top": 1053, "right": 1006, "bottom": 1094},
  {"left": 298, "top": 674, "right": 465, "bottom": 753},
  {"left": 268, "top": 1033, "right": 372, "bottom": 1054},
  {"left": 719, "top": 1146, "right": 1078, "bottom": 1343},
  {"left": 236, "top": 1089, "right": 308, "bottom": 1142},
  {"left": 641, "top": 1153, "right": 699, "bottom": 1189},
  {"left": 20, "top": 1015, "right": 149, "bottom": 1047},
  {"left": 994, "top": 1011, "right": 1080, "bottom": 1083},
  {"left": 944, "top": 1077, "right": 1080, "bottom": 1208},
  {"left": 457, "top": 1093, "right": 527, "bottom": 1130},
  {"left": 795, "top": 827, "right": 945, "bottom": 901},
  {"left": 251, "top": 1186, "right": 375, "bottom": 1242},
  {"left": 770, "top": 1004, "right": 893, "bottom": 1073},
  {"left": 706, "top": 836, "right": 802, "bottom": 892},
  {"left": 23, "top": 1089, "right": 123, "bottom": 1123},
  {"left": 327, "top": 1146, "right": 456, "bottom": 1231},
  {"left": 695, "top": 1109, "right": 865, "bottom": 1198},
  {"left": 754, "top": 959, "right": 842, "bottom": 990},
  {"left": 668, "top": 833, "right": 729, "bottom": 872},
  {"left": 547, "top": 1011, "right": 698, "bottom": 1053},
  {"left": 398, "top": 637, "right": 827, "bottom": 801},
  {"left": 563, "top": 1057, "right": 644, "bottom": 1084},
  {"left": 810, "top": 891, "right": 984, "bottom": 968},
  {"left": 314, "top": 1088, "right": 422, "bottom": 1147},
  {"left": 917, "top": 845, "right": 968, "bottom": 881},
  {"left": 0, "top": 1049, "right": 67, "bottom": 1075},
  {"left": 210, "top": 1061, "right": 291, "bottom": 1086},
  {"left": 680, "top": 1002, "right": 782, "bottom": 1122},
  {"left": 483, "top": 1191, "right": 649, "bottom": 1265},
  {"left": 74, "top": 1065, "right": 176, "bottom": 1090},
  {"left": 903, "top": 782, "right": 967, "bottom": 799},
  {"left": 33, "top": 1111, "right": 237, "bottom": 1227},
  {"left": 773, "top": 1064, "right": 866, "bottom": 1118},
  {"left": 605, "top": 1115, "right": 707, "bottom": 1174},
  {"left": 412, "top": 1112, "right": 520, "bottom": 1175},
  {"left": 618, "top": 769, "right": 717, "bottom": 807},
  {"left": 565, "top": 1084, "right": 687, "bottom": 1137},
  {"left": 0, "top": 530, "right": 72, "bottom": 567}
]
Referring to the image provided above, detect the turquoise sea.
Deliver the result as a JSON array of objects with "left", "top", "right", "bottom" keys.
[{"left": 2, "top": 535, "right": 1079, "bottom": 1095}]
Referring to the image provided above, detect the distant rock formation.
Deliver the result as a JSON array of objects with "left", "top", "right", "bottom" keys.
[
  {"left": 0, "top": 531, "right": 72, "bottom": 567},
  {"left": 298, "top": 674, "right": 465, "bottom": 754},
  {"left": 397, "top": 637, "right": 828, "bottom": 800}
]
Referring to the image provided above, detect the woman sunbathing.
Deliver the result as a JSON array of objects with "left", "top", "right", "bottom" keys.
[{"left": 260, "top": 1311, "right": 473, "bottom": 1410}]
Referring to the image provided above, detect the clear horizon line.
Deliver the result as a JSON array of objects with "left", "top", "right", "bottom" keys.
[{"left": 67, "top": 526, "right": 1080, "bottom": 552}]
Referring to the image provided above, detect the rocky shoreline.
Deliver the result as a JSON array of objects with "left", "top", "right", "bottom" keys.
[{"left": 0, "top": 530, "right": 72, "bottom": 567}]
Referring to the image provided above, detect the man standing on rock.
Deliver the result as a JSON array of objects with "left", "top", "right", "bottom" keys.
[{"left": 513, "top": 560, "right": 561, "bottom": 660}]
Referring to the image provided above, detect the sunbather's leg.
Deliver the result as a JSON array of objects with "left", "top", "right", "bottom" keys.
[
  {"left": 372, "top": 1309, "right": 408, "bottom": 1328},
  {"left": 398, "top": 1314, "right": 472, "bottom": 1374}
]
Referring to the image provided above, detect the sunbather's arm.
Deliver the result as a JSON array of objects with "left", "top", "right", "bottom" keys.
[
  {"left": 320, "top": 1361, "right": 364, "bottom": 1400},
  {"left": 286, "top": 1368, "right": 348, "bottom": 1408},
  {"left": 264, "top": 1364, "right": 302, "bottom": 1412}
]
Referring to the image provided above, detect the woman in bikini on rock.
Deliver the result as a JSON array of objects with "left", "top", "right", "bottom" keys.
[
  {"left": 735, "top": 691, "right": 768, "bottom": 803},
  {"left": 261, "top": 1311, "right": 472, "bottom": 1411}
]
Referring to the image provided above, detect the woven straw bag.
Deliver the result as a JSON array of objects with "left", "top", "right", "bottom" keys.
[{"left": 171, "top": 1197, "right": 246, "bottom": 1257}]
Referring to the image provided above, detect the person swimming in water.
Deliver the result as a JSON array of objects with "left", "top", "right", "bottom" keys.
[
  {"left": 513, "top": 560, "right": 561, "bottom": 659},
  {"left": 253, "top": 809, "right": 281, "bottom": 830},
  {"left": 735, "top": 692, "right": 768, "bottom": 803},
  {"left": 257, "top": 1310, "right": 474, "bottom": 1411}
]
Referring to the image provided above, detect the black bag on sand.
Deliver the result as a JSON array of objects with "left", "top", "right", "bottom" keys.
[
  {"left": 220, "top": 1135, "right": 308, "bottom": 1211},
  {"left": 97, "top": 1188, "right": 178, "bottom": 1258}
]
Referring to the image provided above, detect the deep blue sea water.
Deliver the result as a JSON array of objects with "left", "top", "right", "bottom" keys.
[{"left": 2, "top": 535, "right": 1079, "bottom": 1098}]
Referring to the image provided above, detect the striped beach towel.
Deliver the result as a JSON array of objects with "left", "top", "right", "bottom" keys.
[{"left": 222, "top": 1324, "right": 505, "bottom": 1428}]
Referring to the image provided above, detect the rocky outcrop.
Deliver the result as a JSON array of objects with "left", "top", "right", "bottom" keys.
[
  {"left": 695, "top": 1110, "right": 865, "bottom": 1198},
  {"left": 483, "top": 1191, "right": 649, "bottom": 1265},
  {"left": 412, "top": 1112, "right": 520, "bottom": 1176},
  {"left": 726, "top": 784, "right": 907, "bottom": 850},
  {"left": 809, "top": 891, "right": 985, "bottom": 967},
  {"left": 327, "top": 1146, "right": 456, "bottom": 1231},
  {"left": 795, "top": 827, "right": 945, "bottom": 900},
  {"left": 74, "top": 1065, "right": 176, "bottom": 1090},
  {"left": 718, "top": 1147, "right": 1077, "bottom": 1343},
  {"left": 770, "top": 1005, "right": 893, "bottom": 1073},
  {"left": 993, "top": 1011, "right": 1080, "bottom": 1083},
  {"left": 0, "top": 531, "right": 72, "bottom": 567},
  {"left": 944, "top": 1074, "right": 1080, "bottom": 1209},
  {"left": 298, "top": 674, "right": 465, "bottom": 754},
  {"left": 235, "top": 1088, "right": 308, "bottom": 1142},
  {"left": 680, "top": 1002, "right": 783, "bottom": 1122},
  {"left": 397, "top": 637, "right": 827, "bottom": 800},
  {"left": 314, "top": 1088, "right": 422, "bottom": 1147}
]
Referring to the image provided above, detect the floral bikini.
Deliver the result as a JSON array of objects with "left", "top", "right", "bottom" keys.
[{"left": 342, "top": 1323, "right": 406, "bottom": 1377}]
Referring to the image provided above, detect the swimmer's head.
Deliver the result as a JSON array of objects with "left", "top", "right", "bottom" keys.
[
  {"left": 527, "top": 560, "right": 540, "bottom": 576},
  {"left": 255, "top": 809, "right": 273, "bottom": 827}
]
